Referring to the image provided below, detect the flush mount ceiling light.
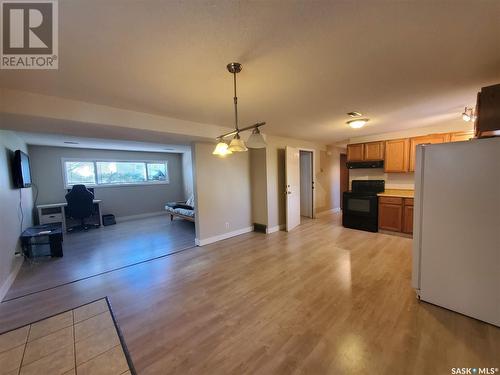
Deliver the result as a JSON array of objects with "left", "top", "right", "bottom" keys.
[
  {"left": 347, "top": 118, "right": 369, "bottom": 129},
  {"left": 462, "top": 107, "right": 475, "bottom": 122},
  {"left": 212, "top": 62, "right": 266, "bottom": 156}
]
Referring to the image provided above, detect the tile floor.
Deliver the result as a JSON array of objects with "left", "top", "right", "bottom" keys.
[{"left": 0, "top": 299, "right": 132, "bottom": 375}]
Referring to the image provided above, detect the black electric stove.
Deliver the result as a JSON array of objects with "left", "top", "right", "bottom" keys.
[{"left": 342, "top": 180, "right": 385, "bottom": 232}]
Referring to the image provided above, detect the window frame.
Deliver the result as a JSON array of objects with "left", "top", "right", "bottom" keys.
[{"left": 62, "top": 158, "right": 169, "bottom": 189}]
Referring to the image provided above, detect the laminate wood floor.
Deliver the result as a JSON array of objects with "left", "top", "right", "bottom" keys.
[
  {"left": 4, "top": 215, "right": 195, "bottom": 301},
  {"left": 0, "top": 212, "right": 498, "bottom": 374}
]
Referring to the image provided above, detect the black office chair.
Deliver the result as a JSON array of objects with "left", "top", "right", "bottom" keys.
[{"left": 65, "top": 185, "right": 96, "bottom": 231}]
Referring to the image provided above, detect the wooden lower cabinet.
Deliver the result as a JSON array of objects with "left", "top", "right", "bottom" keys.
[
  {"left": 378, "top": 197, "right": 403, "bottom": 232},
  {"left": 379, "top": 196, "right": 413, "bottom": 235},
  {"left": 402, "top": 204, "right": 414, "bottom": 234}
]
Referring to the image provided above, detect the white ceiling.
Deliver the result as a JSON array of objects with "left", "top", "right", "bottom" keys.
[
  {"left": 1, "top": 1, "right": 499, "bottom": 142},
  {"left": 16, "top": 131, "right": 191, "bottom": 153}
]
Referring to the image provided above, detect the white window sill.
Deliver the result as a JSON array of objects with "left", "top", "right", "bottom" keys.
[{"left": 65, "top": 181, "right": 170, "bottom": 189}]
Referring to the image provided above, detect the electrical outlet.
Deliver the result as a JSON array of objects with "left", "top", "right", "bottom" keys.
[{"left": 225, "top": 222, "right": 230, "bottom": 229}]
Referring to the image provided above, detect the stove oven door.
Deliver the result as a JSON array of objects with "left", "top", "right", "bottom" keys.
[{"left": 342, "top": 194, "right": 379, "bottom": 232}]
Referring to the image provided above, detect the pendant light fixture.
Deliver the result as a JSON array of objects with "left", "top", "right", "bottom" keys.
[
  {"left": 246, "top": 127, "right": 267, "bottom": 149},
  {"left": 461, "top": 106, "right": 475, "bottom": 122},
  {"left": 227, "top": 63, "right": 247, "bottom": 152},
  {"left": 212, "top": 62, "right": 267, "bottom": 156},
  {"left": 212, "top": 138, "right": 232, "bottom": 156}
]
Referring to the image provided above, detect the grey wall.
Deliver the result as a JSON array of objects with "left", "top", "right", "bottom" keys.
[
  {"left": 28, "top": 146, "right": 186, "bottom": 218},
  {"left": 182, "top": 150, "right": 194, "bottom": 199},
  {"left": 0, "top": 130, "right": 33, "bottom": 295},
  {"left": 249, "top": 148, "right": 268, "bottom": 226}
]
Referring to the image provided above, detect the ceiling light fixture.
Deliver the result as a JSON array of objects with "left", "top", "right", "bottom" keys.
[
  {"left": 212, "top": 62, "right": 266, "bottom": 156},
  {"left": 347, "top": 111, "right": 363, "bottom": 117},
  {"left": 347, "top": 118, "right": 369, "bottom": 129},
  {"left": 246, "top": 127, "right": 267, "bottom": 149},
  {"left": 462, "top": 107, "right": 475, "bottom": 122},
  {"left": 212, "top": 138, "right": 232, "bottom": 156}
]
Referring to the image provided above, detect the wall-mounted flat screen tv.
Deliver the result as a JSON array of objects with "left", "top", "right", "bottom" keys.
[{"left": 12, "top": 150, "right": 32, "bottom": 188}]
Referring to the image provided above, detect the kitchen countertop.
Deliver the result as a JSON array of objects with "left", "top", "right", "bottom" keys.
[{"left": 377, "top": 189, "right": 415, "bottom": 198}]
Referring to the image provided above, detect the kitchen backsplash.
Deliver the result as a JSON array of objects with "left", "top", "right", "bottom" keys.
[{"left": 349, "top": 168, "right": 415, "bottom": 190}]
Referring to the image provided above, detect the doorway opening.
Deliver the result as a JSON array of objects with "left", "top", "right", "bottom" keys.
[
  {"left": 340, "top": 153, "right": 349, "bottom": 210},
  {"left": 299, "top": 150, "right": 314, "bottom": 220}
]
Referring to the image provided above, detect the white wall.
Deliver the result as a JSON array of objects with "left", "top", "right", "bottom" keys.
[
  {"left": 265, "top": 135, "right": 331, "bottom": 230},
  {"left": 28, "top": 146, "right": 186, "bottom": 219},
  {"left": 324, "top": 146, "right": 345, "bottom": 210},
  {"left": 0, "top": 130, "right": 33, "bottom": 298},
  {"left": 192, "top": 142, "right": 252, "bottom": 245},
  {"left": 349, "top": 169, "right": 415, "bottom": 189}
]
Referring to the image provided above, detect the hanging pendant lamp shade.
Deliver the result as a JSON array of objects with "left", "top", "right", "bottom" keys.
[
  {"left": 213, "top": 62, "right": 266, "bottom": 156},
  {"left": 228, "top": 133, "right": 248, "bottom": 152},
  {"left": 246, "top": 127, "right": 267, "bottom": 149},
  {"left": 212, "top": 139, "right": 232, "bottom": 156}
]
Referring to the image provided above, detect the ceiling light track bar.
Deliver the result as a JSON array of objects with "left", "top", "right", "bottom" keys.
[{"left": 217, "top": 122, "right": 266, "bottom": 140}]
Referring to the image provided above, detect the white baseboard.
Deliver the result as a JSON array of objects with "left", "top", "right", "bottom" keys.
[
  {"left": 0, "top": 256, "right": 23, "bottom": 302},
  {"left": 267, "top": 224, "right": 285, "bottom": 234},
  {"left": 195, "top": 226, "right": 254, "bottom": 246},
  {"left": 316, "top": 207, "right": 341, "bottom": 217},
  {"left": 115, "top": 211, "right": 168, "bottom": 223}
]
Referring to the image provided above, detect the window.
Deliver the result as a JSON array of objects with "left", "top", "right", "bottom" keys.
[
  {"left": 63, "top": 159, "right": 169, "bottom": 188},
  {"left": 97, "top": 162, "right": 147, "bottom": 184},
  {"left": 64, "top": 161, "right": 96, "bottom": 186},
  {"left": 146, "top": 163, "right": 167, "bottom": 181}
]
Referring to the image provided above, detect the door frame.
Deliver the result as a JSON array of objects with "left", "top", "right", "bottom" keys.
[
  {"left": 297, "top": 148, "right": 315, "bottom": 219},
  {"left": 339, "top": 153, "right": 349, "bottom": 210}
]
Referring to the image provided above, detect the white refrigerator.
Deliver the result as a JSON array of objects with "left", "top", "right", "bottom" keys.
[{"left": 412, "top": 136, "right": 500, "bottom": 327}]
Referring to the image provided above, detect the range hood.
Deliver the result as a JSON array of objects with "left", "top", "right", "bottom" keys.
[{"left": 346, "top": 160, "right": 384, "bottom": 169}]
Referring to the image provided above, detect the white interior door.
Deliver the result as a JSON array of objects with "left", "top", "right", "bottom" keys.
[{"left": 285, "top": 146, "right": 301, "bottom": 231}]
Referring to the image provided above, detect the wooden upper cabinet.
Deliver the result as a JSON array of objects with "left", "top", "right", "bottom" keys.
[
  {"left": 409, "top": 134, "right": 449, "bottom": 172},
  {"left": 347, "top": 141, "right": 384, "bottom": 162},
  {"left": 475, "top": 83, "right": 500, "bottom": 137},
  {"left": 347, "top": 143, "right": 364, "bottom": 162},
  {"left": 363, "top": 141, "right": 385, "bottom": 161},
  {"left": 449, "top": 130, "right": 474, "bottom": 142},
  {"left": 384, "top": 138, "right": 409, "bottom": 173}
]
